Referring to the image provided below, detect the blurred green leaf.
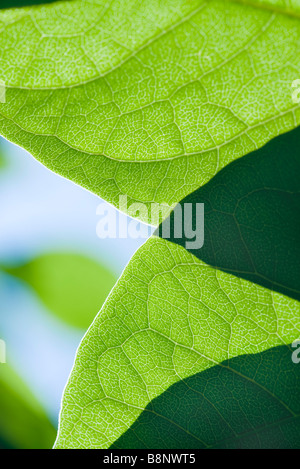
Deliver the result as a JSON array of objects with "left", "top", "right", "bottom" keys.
[
  {"left": 0, "top": 364, "right": 56, "bottom": 449},
  {"left": 4, "top": 253, "right": 117, "bottom": 329},
  {"left": 0, "top": 147, "right": 6, "bottom": 169}
]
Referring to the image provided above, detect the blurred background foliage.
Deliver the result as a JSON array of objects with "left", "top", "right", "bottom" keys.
[
  {"left": 0, "top": 151, "right": 6, "bottom": 170},
  {"left": 0, "top": 137, "right": 150, "bottom": 448},
  {"left": 2, "top": 253, "right": 117, "bottom": 329},
  {"left": 0, "top": 363, "right": 56, "bottom": 449}
]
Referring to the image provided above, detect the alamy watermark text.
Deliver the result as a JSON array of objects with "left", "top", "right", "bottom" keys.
[{"left": 96, "top": 196, "right": 204, "bottom": 250}]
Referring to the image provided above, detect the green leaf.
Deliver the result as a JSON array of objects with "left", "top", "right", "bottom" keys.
[
  {"left": 0, "top": 1, "right": 61, "bottom": 9},
  {"left": 112, "top": 344, "right": 300, "bottom": 449},
  {"left": 0, "top": 0, "right": 300, "bottom": 221},
  {"left": 54, "top": 237, "right": 300, "bottom": 449},
  {"left": 157, "top": 126, "right": 300, "bottom": 301},
  {"left": 0, "top": 364, "right": 56, "bottom": 449},
  {"left": 3, "top": 253, "right": 117, "bottom": 329},
  {"left": 0, "top": 151, "right": 5, "bottom": 169},
  {"left": 0, "top": 138, "right": 6, "bottom": 169}
]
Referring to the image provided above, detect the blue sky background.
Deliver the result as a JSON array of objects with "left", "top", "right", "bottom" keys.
[{"left": 0, "top": 137, "right": 154, "bottom": 426}]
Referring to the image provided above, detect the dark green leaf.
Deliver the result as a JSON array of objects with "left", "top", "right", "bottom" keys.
[
  {"left": 112, "top": 344, "right": 300, "bottom": 449},
  {"left": 158, "top": 127, "right": 300, "bottom": 301}
]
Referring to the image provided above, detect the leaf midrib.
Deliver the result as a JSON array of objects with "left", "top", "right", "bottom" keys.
[
  {"left": 0, "top": 105, "right": 299, "bottom": 165},
  {"left": 1, "top": 0, "right": 300, "bottom": 166}
]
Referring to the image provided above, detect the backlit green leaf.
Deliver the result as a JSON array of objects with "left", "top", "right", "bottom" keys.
[
  {"left": 0, "top": 0, "right": 300, "bottom": 221},
  {"left": 55, "top": 237, "right": 300, "bottom": 449}
]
